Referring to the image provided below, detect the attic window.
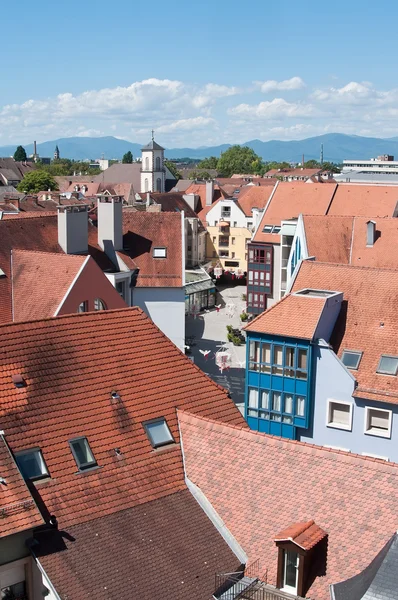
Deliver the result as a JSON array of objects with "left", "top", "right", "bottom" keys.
[
  {"left": 69, "top": 437, "right": 97, "bottom": 471},
  {"left": 262, "top": 225, "right": 281, "bottom": 234},
  {"left": 377, "top": 355, "right": 398, "bottom": 376},
  {"left": 341, "top": 350, "right": 362, "bottom": 370},
  {"left": 15, "top": 448, "right": 49, "bottom": 481},
  {"left": 143, "top": 418, "right": 174, "bottom": 448},
  {"left": 153, "top": 247, "right": 167, "bottom": 258},
  {"left": 12, "top": 374, "right": 26, "bottom": 388}
]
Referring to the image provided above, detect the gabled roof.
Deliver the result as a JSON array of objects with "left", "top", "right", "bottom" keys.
[
  {"left": 141, "top": 139, "right": 165, "bottom": 151},
  {"left": 0, "top": 309, "right": 245, "bottom": 528},
  {"left": 0, "top": 435, "right": 44, "bottom": 537},
  {"left": 148, "top": 192, "right": 198, "bottom": 219},
  {"left": 244, "top": 293, "right": 328, "bottom": 339},
  {"left": 302, "top": 215, "right": 353, "bottom": 264},
  {"left": 328, "top": 184, "right": 398, "bottom": 217},
  {"left": 12, "top": 250, "right": 87, "bottom": 321},
  {"left": 34, "top": 489, "right": 241, "bottom": 600},
  {"left": 179, "top": 410, "right": 398, "bottom": 600},
  {"left": 274, "top": 520, "right": 327, "bottom": 551},
  {"left": 197, "top": 199, "right": 220, "bottom": 225},
  {"left": 253, "top": 182, "right": 336, "bottom": 243},
  {"left": 293, "top": 261, "right": 398, "bottom": 404},
  {"left": 234, "top": 185, "right": 274, "bottom": 216},
  {"left": 350, "top": 217, "right": 398, "bottom": 268},
  {"left": 183, "top": 182, "right": 223, "bottom": 212}
]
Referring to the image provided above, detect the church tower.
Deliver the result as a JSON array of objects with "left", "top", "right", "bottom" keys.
[
  {"left": 140, "top": 131, "right": 165, "bottom": 193},
  {"left": 54, "top": 145, "right": 60, "bottom": 160}
]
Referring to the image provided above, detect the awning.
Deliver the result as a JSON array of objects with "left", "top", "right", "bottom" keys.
[{"left": 185, "top": 278, "right": 215, "bottom": 295}]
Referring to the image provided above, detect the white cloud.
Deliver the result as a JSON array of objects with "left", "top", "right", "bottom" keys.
[
  {"left": 156, "top": 117, "right": 216, "bottom": 134},
  {"left": 255, "top": 77, "right": 305, "bottom": 93},
  {"left": 229, "top": 98, "right": 314, "bottom": 120}
]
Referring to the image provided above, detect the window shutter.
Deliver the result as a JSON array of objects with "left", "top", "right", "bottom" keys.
[
  {"left": 369, "top": 410, "right": 388, "bottom": 430},
  {"left": 331, "top": 403, "right": 350, "bottom": 425}
]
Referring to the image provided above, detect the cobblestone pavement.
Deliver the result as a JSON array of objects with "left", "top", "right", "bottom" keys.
[{"left": 185, "top": 283, "right": 247, "bottom": 413}]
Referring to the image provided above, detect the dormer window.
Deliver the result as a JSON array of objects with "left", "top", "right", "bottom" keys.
[
  {"left": 275, "top": 521, "right": 327, "bottom": 597},
  {"left": 341, "top": 350, "right": 362, "bottom": 370},
  {"left": 377, "top": 355, "right": 398, "bottom": 376},
  {"left": 143, "top": 418, "right": 174, "bottom": 448},
  {"left": 69, "top": 437, "right": 97, "bottom": 471},
  {"left": 15, "top": 448, "right": 49, "bottom": 481},
  {"left": 153, "top": 247, "right": 167, "bottom": 258}
]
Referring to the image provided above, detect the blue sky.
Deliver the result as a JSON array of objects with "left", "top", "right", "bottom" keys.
[{"left": 2, "top": 0, "right": 398, "bottom": 147}]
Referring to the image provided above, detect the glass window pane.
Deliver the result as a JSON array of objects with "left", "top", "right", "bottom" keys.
[
  {"left": 296, "top": 396, "right": 305, "bottom": 417},
  {"left": 272, "top": 392, "right": 281, "bottom": 412},
  {"left": 341, "top": 350, "right": 362, "bottom": 370},
  {"left": 260, "top": 343, "right": 271, "bottom": 372},
  {"left": 248, "top": 388, "right": 259, "bottom": 408},
  {"left": 71, "top": 438, "right": 96, "bottom": 469},
  {"left": 329, "top": 402, "right": 351, "bottom": 426},
  {"left": 261, "top": 390, "right": 269, "bottom": 409},
  {"left": 16, "top": 450, "right": 48, "bottom": 480},
  {"left": 249, "top": 341, "right": 260, "bottom": 370},
  {"left": 368, "top": 409, "right": 389, "bottom": 431},
  {"left": 285, "top": 348, "right": 295, "bottom": 368},
  {"left": 273, "top": 345, "right": 283, "bottom": 375},
  {"left": 145, "top": 419, "right": 174, "bottom": 447},
  {"left": 297, "top": 349, "right": 307, "bottom": 370},
  {"left": 285, "top": 394, "right": 293, "bottom": 414},
  {"left": 377, "top": 356, "right": 398, "bottom": 375}
]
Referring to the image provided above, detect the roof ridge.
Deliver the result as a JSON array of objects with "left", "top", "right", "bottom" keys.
[
  {"left": 0, "top": 306, "right": 144, "bottom": 331},
  {"left": 304, "top": 261, "right": 398, "bottom": 274},
  {"left": 243, "top": 293, "right": 293, "bottom": 331},
  {"left": 178, "top": 410, "right": 398, "bottom": 473},
  {"left": 11, "top": 248, "right": 87, "bottom": 260}
]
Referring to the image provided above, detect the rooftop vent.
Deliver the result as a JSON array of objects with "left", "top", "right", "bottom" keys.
[
  {"left": 110, "top": 391, "right": 120, "bottom": 402},
  {"left": 12, "top": 374, "right": 26, "bottom": 388},
  {"left": 295, "top": 289, "right": 337, "bottom": 298}
]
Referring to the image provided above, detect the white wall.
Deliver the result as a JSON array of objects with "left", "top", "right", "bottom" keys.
[
  {"left": 206, "top": 199, "right": 247, "bottom": 228},
  {"left": 132, "top": 287, "right": 186, "bottom": 352}
]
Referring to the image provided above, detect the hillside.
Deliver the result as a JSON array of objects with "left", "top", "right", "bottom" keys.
[{"left": 1, "top": 133, "right": 398, "bottom": 163}]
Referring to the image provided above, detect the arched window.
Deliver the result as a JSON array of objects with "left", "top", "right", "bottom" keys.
[
  {"left": 156, "top": 178, "right": 162, "bottom": 192},
  {"left": 155, "top": 156, "right": 161, "bottom": 170},
  {"left": 145, "top": 157, "right": 149, "bottom": 170},
  {"left": 145, "top": 178, "right": 149, "bottom": 192},
  {"left": 94, "top": 298, "right": 107, "bottom": 311}
]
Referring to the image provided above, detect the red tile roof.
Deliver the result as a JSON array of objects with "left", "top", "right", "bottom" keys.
[
  {"left": 253, "top": 182, "right": 336, "bottom": 243},
  {"left": 12, "top": 250, "right": 87, "bottom": 321},
  {"left": 244, "top": 293, "right": 327, "bottom": 339},
  {"left": 328, "top": 184, "right": 398, "bottom": 217},
  {"left": 184, "top": 182, "right": 223, "bottom": 212},
  {"left": 179, "top": 410, "right": 398, "bottom": 600},
  {"left": 274, "top": 520, "right": 327, "bottom": 551},
  {"left": 0, "top": 435, "right": 43, "bottom": 537},
  {"left": 0, "top": 309, "right": 246, "bottom": 528},
  {"left": 293, "top": 261, "right": 398, "bottom": 404},
  {"left": 235, "top": 186, "right": 275, "bottom": 216},
  {"left": 265, "top": 168, "right": 322, "bottom": 178},
  {"left": 303, "top": 215, "right": 354, "bottom": 264},
  {"left": 350, "top": 217, "right": 398, "bottom": 268}
]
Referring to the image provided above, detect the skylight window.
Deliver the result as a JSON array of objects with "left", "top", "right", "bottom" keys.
[
  {"left": 262, "top": 225, "right": 281, "bottom": 234},
  {"left": 341, "top": 350, "right": 362, "bottom": 370},
  {"left": 377, "top": 355, "right": 398, "bottom": 376},
  {"left": 143, "top": 418, "right": 174, "bottom": 448},
  {"left": 15, "top": 448, "right": 49, "bottom": 481},
  {"left": 153, "top": 247, "right": 167, "bottom": 258},
  {"left": 69, "top": 437, "right": 97, "bottom": 471}
]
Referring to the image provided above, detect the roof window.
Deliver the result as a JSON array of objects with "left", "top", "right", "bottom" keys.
[
  {"left": 15, "top": 448, "right": 49, "bottom": 481},
  {"left": 377, "top": 355, "right": 398, "bottom": 376},
  {"left": 262, "top": 225, "right": 281, "bottom": 234},
  {"left": 153, "top": 247, "right": 167, "bottom": 258},
  {"left": 143, "top": 418, "right": 174, "bottom": 448},
  {"left": 69, "top": 437, "right": 97, "bottom": 471},
  {"left": 341, "top": 350, "right": 362, "bottom": 370},
  {"left": 295, "top": 289, "right": 336, "bottom": 298}
]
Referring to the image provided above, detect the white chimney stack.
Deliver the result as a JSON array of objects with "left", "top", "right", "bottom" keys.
[
  {"left": 205, "top": 180, "right": 214, "bottom": 206},
  {"left": 97, "top": 196, "right": 123, "bottom": 253},
  {"left": 57, "top": 205, "right": 89, "bottom": 255},
  {"left": 366, "top": 220, "right": 376, "bottom": 247}
]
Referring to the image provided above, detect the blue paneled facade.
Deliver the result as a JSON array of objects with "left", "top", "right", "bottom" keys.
[{"left": 245, "top": 333, "right": 312, "bottom": 439}]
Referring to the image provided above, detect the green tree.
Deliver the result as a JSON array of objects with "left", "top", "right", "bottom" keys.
[
  {"left": 264, "top": 161, "right": 291, "bottom": 171},
  {"left": 303, "top": 159, "right": 320, "bottom": 168},
  {"left": 198, "top": 156, "right": 218, "bottom": 169},
  {"left": 164, "top": 160, "right": 181, "bottom": 180},
  {"left": 217, "top": 145, "right": 264, "bottom": 178},
  {"left": 122, "top": 151, "right": 133, "bottom": 164},
  {"left": 13, "top": 145, "right": 27, "bottom": 162},
  {"left": 188, "top": 170, "right": 199, "bottom": 180},
  {"left": 17, "top": 171, "right": 58, "bottom": 193}
]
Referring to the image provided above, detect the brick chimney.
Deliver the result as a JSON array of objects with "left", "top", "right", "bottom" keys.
[
  {"left": 58, "top": 205, "right": 88, "bottom": 254},
  {"left": 97, "top": 196, "right": 123, "bottom": 253}
]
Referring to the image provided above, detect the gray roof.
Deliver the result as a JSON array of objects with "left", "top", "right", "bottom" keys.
[
  {"left": 335, "top": 171, "right": 398, "bottom": 184},
  {"left": 331, "top": 532, "right": 398, "bottom": 600},
  {"left": 141, "top": 140, "right": 165, "bottom": 151},
  {"left": 94, "top": 163, "right": 142, "bottom": 191}
]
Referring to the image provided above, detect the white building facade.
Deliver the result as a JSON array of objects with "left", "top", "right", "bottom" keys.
[{"left": 140, "top": 136, "right": 166, "bottom": 193}]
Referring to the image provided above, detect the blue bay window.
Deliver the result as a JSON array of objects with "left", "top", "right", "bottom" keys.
[{"left": 245, "top": 335, "right": 312, "bottom": 439}]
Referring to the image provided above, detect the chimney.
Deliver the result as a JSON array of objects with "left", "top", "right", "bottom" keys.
[
  {"left": 33, "top": 141, "right": 37, "bottom": 155},
  {"left": 366, "top": 220, "right": 376, "bottom": 247},
  {"left": 58, "top": 205, "right": 89, "bottom": 254},
  {"left": 146, "top": 192, "right": 151, "bottom": 207},
  {"left": 205, "top": 180, "right": 214, "bottom": 206},
  {"left": 97, "top": 195, "right": 123, "bottom": 253}
]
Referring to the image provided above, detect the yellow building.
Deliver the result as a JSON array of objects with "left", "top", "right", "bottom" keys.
[{"left": 205, "top": 220, "right": 251, "bottom": 272}]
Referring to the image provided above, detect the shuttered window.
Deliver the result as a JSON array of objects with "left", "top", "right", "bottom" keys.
[
  {"left": 327, "top": 400, "right": 352, "bottom": 430},
  {"left": 365, "top": 407, "right": 391, "bottom": 437}
]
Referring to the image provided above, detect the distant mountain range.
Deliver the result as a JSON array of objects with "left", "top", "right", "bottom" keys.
[{"left": 2, "top": 133, "right": 398, "bottom": 163}]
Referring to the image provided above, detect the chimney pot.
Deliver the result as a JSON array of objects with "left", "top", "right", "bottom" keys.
[{"left": 57, "top": 205, "right": 89, "bottom": 254}]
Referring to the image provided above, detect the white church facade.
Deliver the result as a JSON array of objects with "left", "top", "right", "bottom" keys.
[{"left": 140, "top": 135, "right": 166, "bottom": 193}]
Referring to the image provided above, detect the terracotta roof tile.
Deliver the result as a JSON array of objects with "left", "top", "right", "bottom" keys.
[
  {"left": 274, "top": 520, "right": 327, "bottom": 550},
  {"left": 293, "top": 261, "right": 398, "bottom": 404},
  {"left": 303, "top": 215, "right": 353, "bottom": 263},
  {"left": 244, "top": 293, "right": 327, "bottom": 339},
  {"left": 0, "top": 435, "right": 43, "bottom": 537},
  {"left": 179, "top": 411, "right": 398, "bottom": 600},
  {"left": 0, "top": 309, "right": 246, "bottom": 528},
  {"left": 253, "top": 182, "right": 336, "bottom": 243},
  {"left": 235, "top": 186, "right": 274, "bottom": 216},
  {"left": 328, "top": 184, "right": 398, "bottom": 217}
]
